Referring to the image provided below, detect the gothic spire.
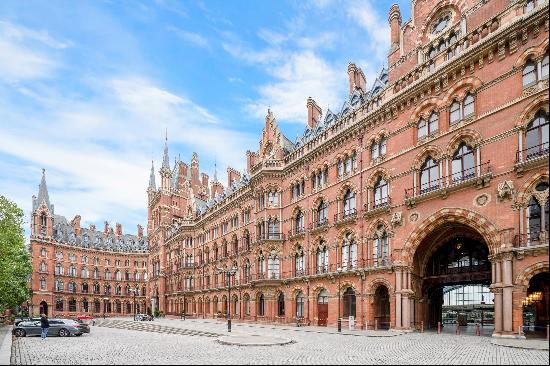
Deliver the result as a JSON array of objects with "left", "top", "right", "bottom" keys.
[
  {"left": 34, "top": 168, "right": 53, "bottom": 213},
  {"left": 148, "top": 160, "right": 156, "bottom": 191},
  {"left": 161, "top": 129, "right": 170, "bottom": 171}
]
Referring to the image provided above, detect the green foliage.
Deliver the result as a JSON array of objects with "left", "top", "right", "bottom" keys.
[{"left": 0, "top": 195, "right": 32, "bottom": 313}]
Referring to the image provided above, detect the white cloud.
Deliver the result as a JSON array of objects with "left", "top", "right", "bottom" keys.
[
  {"left": 166, "top": 26, "right": 210, "bottom": 49},
  {"left": 346, "top": 0, "right": 390, "bottom": 63},
  {"left": 0, "top": 40, "right": 58, "bottom": 82}
]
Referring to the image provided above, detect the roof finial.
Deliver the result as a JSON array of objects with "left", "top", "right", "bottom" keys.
[
  {"left": 149, "top": 160, "right": 156, "bottom": 190},
  {"left": 213, "top": 157, "right": 218, "bottom": 182},
  {"left": 161, "top": 130, "right": 170, "bottom": 171}
]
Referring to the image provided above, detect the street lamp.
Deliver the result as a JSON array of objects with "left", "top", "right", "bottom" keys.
[
  {"left": 103, "top": 297, "right": 109, "bottom": 319},
  {"left": 337, "top": 267, "right": 342, "bottom": 333},
  {"left": 217, "top": 266, "right": 237, "bottom": 332},
  {"left": 129, "top": 288, "right": 137, "bottom": 321}
]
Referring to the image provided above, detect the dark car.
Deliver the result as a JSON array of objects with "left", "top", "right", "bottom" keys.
[{"left": 13, "top": 318, "right": 90, "bottom": 337}]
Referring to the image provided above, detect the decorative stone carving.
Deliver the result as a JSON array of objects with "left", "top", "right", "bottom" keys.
[
  {"left": 391, "top": 211, "right": 403, "bottom": 227},
  {"left": 474, "top": 193, "right": 490, "bottom": 207},
  {"left": 409, "top": 212, "right": 419, "bottom": 223},
  {"left": 497, "top": 180, "right": 515, "bottom": 201}
]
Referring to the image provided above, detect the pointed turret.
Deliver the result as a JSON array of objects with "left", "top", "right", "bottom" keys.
[
  {"left": 160, "top": 132, "right": 172, "bottom": 190},
  {"left": 148, "top": 161, "right": 156, "bottom": 191},
  {"left": 33, "top": 169, "right": 54, "bottom": 213}
]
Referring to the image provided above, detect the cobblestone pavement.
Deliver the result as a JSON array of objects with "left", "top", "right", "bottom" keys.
[
  {"left": 95, "top": 319, "right": 220, "bottom": 337},
  {"left": 10, "top": 318, "right": 549, "bottom": 365}
]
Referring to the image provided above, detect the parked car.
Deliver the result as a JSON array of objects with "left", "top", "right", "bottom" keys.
[
  {"left": 13, "top": 318, "right": 90, "bottom": 337},
  {"left": 14, "top": 317, "right": 41, "bottom": 326},
  {"left": 136, "top": 314, "right": 152, "bottom": 321}
]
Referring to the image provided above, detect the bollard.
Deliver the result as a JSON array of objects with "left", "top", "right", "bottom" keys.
[
  {"left": 366, "top": 320, "right": 369, "bottom": 331},
  {"left": 437, "top": 321, "right": 441, "bottom": 334},
  {"left": 455, "top": 323, "right": 460, "bottom": 335},
  {"left": 547, "top": 325, "right": 549, "bottom": 340},
  {"left": 421, "top": 321, "right": 424, "bottom": 333},
  {"left": 476, "top": 324, "right": 480, "bottom": 336},
  {"left": 375, "top": 319, "right": 378, "bottom": 331}
]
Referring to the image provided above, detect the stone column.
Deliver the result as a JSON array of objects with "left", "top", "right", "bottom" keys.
[
  {"left": 395, "top": 269, "right": 402, "bottom": 329},
  {"left": 502, "top": 255, "right": 514, "bottom": 333},
  {"left": 493, "top": 260, "right": 503, "bottom": 335}
]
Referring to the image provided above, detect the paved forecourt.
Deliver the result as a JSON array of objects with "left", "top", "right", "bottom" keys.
[{"left": 10, "top": 318, "right": 549, "bottom": 365}]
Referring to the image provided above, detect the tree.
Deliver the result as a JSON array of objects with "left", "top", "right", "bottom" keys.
[{"left": 0, "top": 195, "right": 32, "bottom": 313}]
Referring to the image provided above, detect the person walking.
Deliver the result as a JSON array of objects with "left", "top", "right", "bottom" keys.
[{"left": 40, "top": 313, "right": 49, "bottom": 340}]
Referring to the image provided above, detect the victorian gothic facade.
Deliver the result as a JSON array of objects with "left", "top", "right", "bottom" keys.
[
  {"left": 29, "top": 170, "right": 148, "bottom": 318},
  {"left": 147, "top": 0, "right": 549, "bottom": 337}
]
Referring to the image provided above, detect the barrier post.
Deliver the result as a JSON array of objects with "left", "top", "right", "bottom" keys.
[
  {"left": 547, "top": 325, "right": 549, "bottom": 340},
  {"left": 375, "top": 319, "right": 378, "bottom": 331},
  {"left": 437, "top": 321, "right": 441, "bottom": 334},
  {"left": 421, "top": 321, "right": 424, "bottom": 333},
  {"left": 455, "top": 323, "right": 460, "bottom": 335}
]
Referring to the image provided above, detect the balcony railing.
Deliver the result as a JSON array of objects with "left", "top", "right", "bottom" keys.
[
  {"left": 309, "top": 217, "right": 329, "bottom": 231},
  {"left": 517, "top": 142, "right": 549, "bottom": 163},
  {"left": 514, "top": 231, "right": 549, "bottom": 248},
  {"left": 370, "top": 197, "right": 392, "bottom": 210},
  {"left": 288, "top": 227, "right": 306, "bottom": 239},
  {"left": 334, "top": 208, "right": 357, "bottom": 224},
  {"left": 405, "top": 161, "right": 492, "bottom": 199},
  {"left": 257, "top": 232, "right": 284, "bottom": 241}
]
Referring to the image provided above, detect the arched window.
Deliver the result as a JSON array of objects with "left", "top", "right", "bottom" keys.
[
  {"left": 451, "top": 143, "right": 475, "bottom": 182},
  {"left": 343, "top": 189, "right": 356, "bottom": 216},
  {"left": 40, "top": 214, "right": 47, "bottom": 235},
  {"left": 68, "top": 298, "right": 77, "bottom": 312},
  {"left": 463, "top": 93, "right": 475, "bottom": 118},
  {"left": 525, "top": 110, "right": 549, "bottom": 159},
  {"left": 115, "top": 270, "right": 121, "bottom": 281},
  {"left": 40, "top": 262, "right": 47, "bottom": 272},
  {"left": 525, "top": 0, "right": 536, "bottom": 13},
  {"left": 420, "top": 156, "right": 439, "bottom": 194},
  {"left": 93, "top": 283, "right": 100, "bottom": 294},
  {"left": 542, "top": 52, "right": 549, "bottom": 79},
  {"left": 343, "top": 288, "right": 357, "bottom": 318},
  {"left": 69, "top": 265, "right": 76, "bottom": 277},
  {"left": 341, "top": 233, "right": 357, "bottom": 270},
  {"left": 296, "top": 292, "right": 305, "bottom": 318},
  {"left": 258, "top": 294, "right": 265, "bottom": 316},
  {"left": 417, "top": 118, "right": 427, "bottom": 139},
  {"left": 82, "top": 299, "right": 89, "bottom": 313},
  {"left": 418, "top": 112, "right": 439, "bottom": 139},
  {"left": 267, "top": 251, "right": 280, "bottom": 279},
  {"left": 55, "top": 298, "right": 64, "bottom": 311},
  {"left": 450, "top": 100, "right": 461, "bottom": 124},
  {"left": 68, "top": 282, "right": 76, "bottom": 293},
  {"left": 528, "top": 182, "right": 549, "bottom": 240},
  {"left": 55, "top": 279, "right": 63, "bottom": 291},
  {"left": 373, "top": 226, "right": 389, "bottom": 267},
  {"left": 432, "top": 14, "right": 450, "bottom": 35},
  {"left": 295, "top": 246, "right": 305, "bottom": 275},
  {"left": 40, "top": 278, "right": 46, "bottom": 290},
  {"left": 277, "top": 293, "right": 285, "bottom": 316},
  {"left": 295, "top": 211, "right": 304, "bottom": 233},
  {"left": 268, "top": 219, "right": 279, "bottom": 239},
  {"left": 55, "top": 263, "right": 63, "bottom": 276},
  {"left": 317, "top": 200, "right": 328, "bottom": 225},
  {"left": 243, "top": 259, "right": 251, "bottom": 283},
  {"left": 316, "top": 242, "right": 329, "bottom": 273},
  {"left": 318, "top": 289, "right": 329, "bottom": 304},
  {"left": 373, "top": 177, "right": 389, "bottom": 207},
  {"left": 523, "top": 59, "right": 537, "bottom": 87},
  {"left": 82, "top": 283, "right": 88, "bottom": 293},
  {"left": 379, "top": 137, "right": 387, "bottom": 156},
  {"left": 257, "top": 252, "right": 265, "bottom": 278},
  {"left": 105, "top": 269, "right": 111, "bottom": 280},
  {"left": 437, "top": 39, "right": 446, "bottom": 52},
  {"left": 428, "top": 46, "right": 436, "bottom": 59}
]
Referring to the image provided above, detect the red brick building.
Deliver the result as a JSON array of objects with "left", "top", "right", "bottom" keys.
[
  {"left": 29, "top": 170, "right": 148, "bottom": 319},
  {"left": 147, "top": 0, "right": 549, "bottom": 337}
]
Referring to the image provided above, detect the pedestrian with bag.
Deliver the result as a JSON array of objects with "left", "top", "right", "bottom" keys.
[{"left": 40, "top": 313, "right": 49, "bottom": 340}]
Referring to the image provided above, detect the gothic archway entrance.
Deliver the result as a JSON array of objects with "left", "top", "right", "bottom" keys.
[
  {"left": 522, "top": 272, "right": 549, "bottom": 338},
  {"left": 413, "top": 223, "right": 494, "bottom": 335},
  {"left": 317, "top": 289, "right": 328, "bottom": 326},
  {"left": 39, "top": 301, "right": 48, "bottom": 316},
  {"left": 374, "top": 286, "right": 390, "bottom": 329}
]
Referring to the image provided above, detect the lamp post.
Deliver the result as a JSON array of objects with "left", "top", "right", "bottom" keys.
[
  {"left": 103, "top": 297, "right": 109, "bottom": 319},
  {"left": 217, "top": 266, "right": 237, "bottom": 332},
  {"left": 129, "top": 288, "right": 137, "bottom": 321},
  {"left": 337, "top": 267, "right": 342, "bottom": 333}
]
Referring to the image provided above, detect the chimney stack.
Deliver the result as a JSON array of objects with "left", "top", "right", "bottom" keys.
[
  {"left": 306, "top": 97, "right": 322, "bottom": 128},
  {"left": 201, "top": 173, "right": 209, "bottom": 188},
  {"left": 347, "top": 63, "right": 367, "bottom": 95},
  {"left": 115, "top": 222, "right": 122, "bottom": 237},
  {"left": 104, "top": 221, "right": 109, "bottom": 236},
  {"left": 388, "top": 4, "right": 402, "bottom": 49},
  {"left": 137, "top": 224, "right": 144, "bottom": 240},
  {"left": 71, "top": 215, "right": 81, "bottom": 236}
]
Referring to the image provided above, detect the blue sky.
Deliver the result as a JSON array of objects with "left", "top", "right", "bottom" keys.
[{"left": 0, "top": 0, "right": 410, "bottom": 238}]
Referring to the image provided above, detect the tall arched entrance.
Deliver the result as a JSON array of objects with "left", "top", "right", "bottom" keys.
[
  {"left": 374, "top": 286, "right": 390, "bottom": 329},
  {"left": 39, "top": 301, "right": 48, "bottom": 316},
  {"left": 522, "top": 272, "right": 549, "bottom": 338},
  {"left": 412, "top": 223, "right": 494, "bottom": 335},
  {"left": 317, "top": 289, "right": 328, "bottom": 326}
]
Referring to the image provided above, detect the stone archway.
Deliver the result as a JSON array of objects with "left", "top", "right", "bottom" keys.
[
  {"left": 39, "top": 301, "right": 48, "bottom": 316},
  {"left": 374, "top": 286, "right": 391, "bottom": 330},
  {"left": 401, "top": 209, "right": 503, "bottom": 335}
]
